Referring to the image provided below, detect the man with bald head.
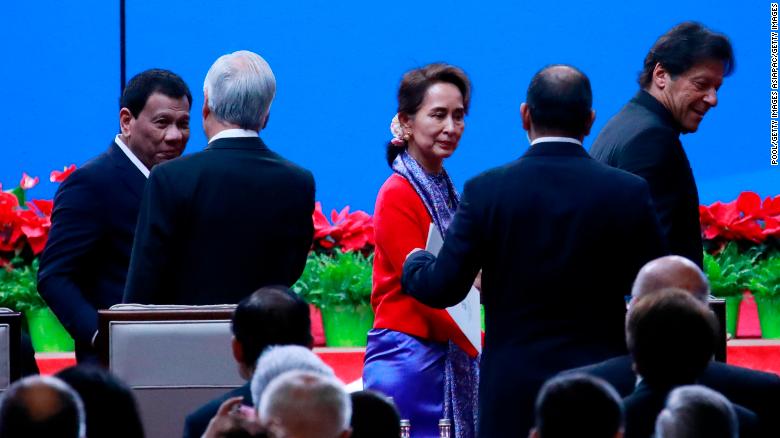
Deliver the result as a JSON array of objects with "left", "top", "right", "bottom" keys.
[
  {"left": 402, "top": 64, "right": 665, "bottom": 437},
  {"left": 566, "top": 255, "right": 780, "bottom": 436},
  {"left": 0, "top": 375, "right": 86, "bottom": 438}
]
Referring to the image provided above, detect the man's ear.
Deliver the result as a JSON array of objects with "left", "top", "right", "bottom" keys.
[
  {"left": 583, "top": 109, "right": 596, "bottom": 137},
  {"left": 338, "top": 428, "right": 352, "bottom": 438},
  {"left": 231, "top": 336, "right": 244, "bottom": 364},
  {"left": 119, "top": 108, "right": 134, "bottom": 136},
  {"left": 520, "top": 103, "right": 532, "bottom": 132},
  {"left": 652, "top": 62, "right": 669, "bottom": 90},
  {"left": 261, "top": 111, "right": 270, "bottom": 130}
]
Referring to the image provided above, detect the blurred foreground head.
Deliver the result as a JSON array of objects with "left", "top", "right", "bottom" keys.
[{"left": 0, "top": 375, "right": 86, "bottom": 438}]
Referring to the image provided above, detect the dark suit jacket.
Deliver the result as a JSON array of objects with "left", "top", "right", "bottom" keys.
[
  {"left": 124, "top": 136, "right": 314, "bottom": 305},
  {"left": 566, "top": 354, "right": 780, "bottom": 436},
  {"left": 590, "top": 90, "right": 703, "bottom": 267},
  {"left": 624, "top": 381, "right": 759, "bottom": 438},
  {"left": 402, "top": 141, "right": 666, "bottom": 438},
  {"left": 182, "top": 382, "right": 252, "bottom": 438},
  {"left": 38, "top": 141, "right": 145, "bottom": 360}
]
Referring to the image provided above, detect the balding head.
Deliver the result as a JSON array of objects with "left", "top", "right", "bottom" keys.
[
  {"left": 631, "top": 256, "right": 709, "bottom": 303},
  {"left": 0, "top": 376, "right": 86, "bottom": 438}
]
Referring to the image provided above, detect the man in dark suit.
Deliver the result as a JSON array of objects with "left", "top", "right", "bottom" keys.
[
  {"left": 589, "top": 22, "right": 735, "bottom": 268},
  {"left": 401, "top": 65, "right": 666, "bottom": 437},
  {"left": 38, "top": 69, "right": 191, "bottom": 362},
  {"left": 183, "top": 285, "right": 312, "bottom": 438},
  {"left": 566, "top": 255, "right": 780, "bottom": 436},
  {"left": 621, "top": 289, "right": 758, "bottom": 438},
  {"left": 123, "top": 50, "right": 315, "bottom": 305}
]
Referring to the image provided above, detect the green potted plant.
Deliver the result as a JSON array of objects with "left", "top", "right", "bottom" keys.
[
  {"left": 294, "top": 251, "right": 373, "bottom": 347},
  {"left": 703, "top": 242, "right": 758, "bottom": 337},
  {"left": 0, "top": 258, "right": 74, "bottom": 351},
  {"left": 750, "top": 254, "right": 780, "bottom": 339}
]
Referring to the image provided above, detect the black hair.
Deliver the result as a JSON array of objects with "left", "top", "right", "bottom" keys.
[
  {"left": 534, "top": 374, "right": 623, "bottom": 438},
  {"left": 385, "top": 63, "right": 471, "bottom": 167},
  {"left": 526, "top": 64, "right": 592, "bottom": 137},
  {"left": 639, "top": 22, "right": 734, "bottom": 88},
  {"left": 232, "top": 285, "right": 313, "bottom": 368},
  {"left": 120, "top": 68, "right": 192, "bottom": 117},
  {"left": 350, "top": 390, "right": 401, "bottom": 438}
]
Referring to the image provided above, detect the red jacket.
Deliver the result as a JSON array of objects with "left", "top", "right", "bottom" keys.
[{"left": 371, "top": 174, "right": 478, "bottom": 357}]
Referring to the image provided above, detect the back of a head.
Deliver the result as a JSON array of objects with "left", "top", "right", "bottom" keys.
[
  {"left": 250, "top": 345, "right": 335, "bottom": 406},
  {"left": 626, "top": 289, "right": 718, "bottom": 386},
  {"left": 120, "top": 68, "right": 192, "bottom": 117},
  {"left": 631, "top": 256, "right": 710, "bottom": 303},
  {"left": 639, "top": 21, "right": 734, "bottom": 88},
  {"left": 532, "top": 374, "right": 623, "bottom": 438},
  {"left": 526, "top": 64, "right": 592, "bottom": 137},
  {"left": 655, "top": 385, "right": 737, "bottom": 438},
  {"left": 350, "top": 390, "right": 400, "bottom": 438},
  {"left": 204, "top": 50, "right": 276, "bottom": 131},
  {"left": 56, "top": 365, "right": 144, "bottom": 438},
  {"left": 233, "top": 285, "right": 313, "bottom": 368},
  {"left": 259, "top": 370, "right": 351, "bottom": 438},
  {"left": 0, "top": 375, "right": 85, "bottom": 438}
]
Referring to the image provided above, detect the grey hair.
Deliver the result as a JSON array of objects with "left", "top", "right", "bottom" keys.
[
  {"left": 258, "top": 370, "right": 352, "bottom": 436},
  {"left": 0, "top": 375, "right": 86, "bottom": 438},
  {"left": 203, "top": 50, "right": 276, "bottom": 131},
  {"left": 655, "top": 385, "right": 737, "bottom": 438},
  {"left": 250, "top": 345, "right": 334, "bottom": 406}
]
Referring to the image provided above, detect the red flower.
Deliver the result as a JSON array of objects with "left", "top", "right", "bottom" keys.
[
  {"left": 15, "top": 209, "right": 50, "bottom": 255},
  {"left": 28, "top": 199, "right": 53, "bottom": 217},
  {"left": 699, "top": 192, "right": 766, "bottom": 243},
  {"left": 50, "top": 164, "right": 77, "bottom": 183},
  {"left": 311, "top": 203, "right": 374, "bottom": 252},
  {"left": 19, "top": 173, "right": 39, "bottom": 190}
]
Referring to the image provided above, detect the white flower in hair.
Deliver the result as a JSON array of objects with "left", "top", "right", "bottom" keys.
[{"left": 390, "top": 114, "right": 405, "bottom": 145}]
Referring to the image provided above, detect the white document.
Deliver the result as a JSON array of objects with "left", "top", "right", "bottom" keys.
[{"left": 424, "top": 223, "right": 482, "bottom": 354}]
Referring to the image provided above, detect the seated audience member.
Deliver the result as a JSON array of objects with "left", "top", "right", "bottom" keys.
[
  {"left": 622, "top": 288, "right": 757, "bottom": 438},
  {"left": 655, "top": 385, "right": 738, "bottom": 438},
  {"left": 56, "top": 365, "right": 144, "bottom": 438},
  {"left": 566, "top": 256, "right": 780, "bottom": 435},
  {"left": 349, "top": 390, "right": 401, "bottom": 438},
  {"left": 530, "top": 374, "right": 623, "bottom": 438},
  {"left": 183, "top": 285, "right": 313, "bottom": 438},
  {"left": 0, "top": 375, "right": 85, "bottom": 438},
  {"left": 202, "top": 397, "right": 267, "bottom": 438},
  {"left": 258, "top": 370, "right": 352, "bottom": 438},
  {"left": 249, "top": 345, "right": 335, "bottom": 406}
]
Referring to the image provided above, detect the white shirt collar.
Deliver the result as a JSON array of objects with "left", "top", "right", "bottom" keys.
[
  {"left": 114, "top": 135, "right": 150, "bottom": 178},
  {"left": 530, "top": 136, "right": 583, "bottom": 146},
  {"left": 208, "top": 129, "right": 259, "bottom": 143}
]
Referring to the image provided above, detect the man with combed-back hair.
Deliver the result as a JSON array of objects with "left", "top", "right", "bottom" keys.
[
  {"left": 590, "top": 22, "right": 735, "bottom": 268},
  {"left": 259, "top": 370, "right": 352, "bottom": 438},
  {"left": 124, "top": 50, "right": 315, "bottom": 305},
  {"left": 656, "top": 385, "right": 738, "bottom": 438},
  {"left": 0, "top": 375, "right": 87, "bottom": 438}
]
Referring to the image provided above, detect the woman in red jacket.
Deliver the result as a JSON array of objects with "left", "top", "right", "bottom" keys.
[{"left": 363, "top": 63, "right": 479, "bottom": 438}]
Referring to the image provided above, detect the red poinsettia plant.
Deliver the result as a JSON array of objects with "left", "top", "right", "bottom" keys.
[
  {"left": 312, "top": 202, "right": 374, "bottom": 254},
  {"left": 700, "top": 191, "right": 780, "bottom": 255},
  {"left": 1, "top": 166, "right": 76, "bottom": 268}
]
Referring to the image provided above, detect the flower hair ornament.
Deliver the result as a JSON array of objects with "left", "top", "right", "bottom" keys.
[{"left": 390, "top": 114, "right": 409, "bottom": 146}]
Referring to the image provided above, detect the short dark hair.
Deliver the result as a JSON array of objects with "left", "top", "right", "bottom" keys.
[
  {"left": 386, "top": 63, "right": 471, "bottom": 167},
  {"left": 232, "top": 285, "right": 312, "bottom": 368},
  {"left": 526, "top": 64, "right": 593, "bottom": 137},
  {"left": 534, "top": 374, "right": 623, "bottom": 438},
  {"left": 626, "top": 288, "right": 718, "bottom": 386},
  {"left": 639, "top": 22, "right": 734, "bottom": 88},
  {"left": 350, "top": 390, "right": 401, "bottom": 438},
  {"left": 56, "top": 365, "right": 144, "bottom": 438},
  {"left": 120, "top": 69, "right": 192, "bottom": 117},
  {"left": 0, "top": 376, "right": 83, "bottom": 438}
]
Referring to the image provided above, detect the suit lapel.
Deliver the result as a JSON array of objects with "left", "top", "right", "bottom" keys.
[{"left": 106, "top": 141, "right": 146, "bottom": 202}]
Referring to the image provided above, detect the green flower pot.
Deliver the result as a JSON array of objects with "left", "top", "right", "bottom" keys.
[
  {"left": 26, "top": 307, "right": 75, "bottom": 352},
  {"left": 320, "top": 303, "right": 374, "bottom": 347},
  {"left": 754, "top": 295, "right": 780, "bottom": 339},
  {"left": 724, "top": 295, "right": 742, "bottom": 337}
]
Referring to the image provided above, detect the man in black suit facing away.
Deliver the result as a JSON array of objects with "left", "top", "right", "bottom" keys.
[
  {"left": 38, "top": 69, "right": 191, "bottom": 362},
  {"left": 183, "top": 285, "right": 313, "bottom": 438},
  {"left": 402, "top": 65, "right": 666, "bottom": 437},
  {"left": 124, "top": 50, "right": 315, "bottom": 305},
  {"left": 590, "top": 22, "right": 734, "bottom": 268},
  {"left": 566, "top": 255, "right": 780, "bottom": 436}
]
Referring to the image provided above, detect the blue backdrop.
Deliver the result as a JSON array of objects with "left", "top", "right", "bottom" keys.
[{"left": 2, "top": 1, "right": 775, "bottom": 214}]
